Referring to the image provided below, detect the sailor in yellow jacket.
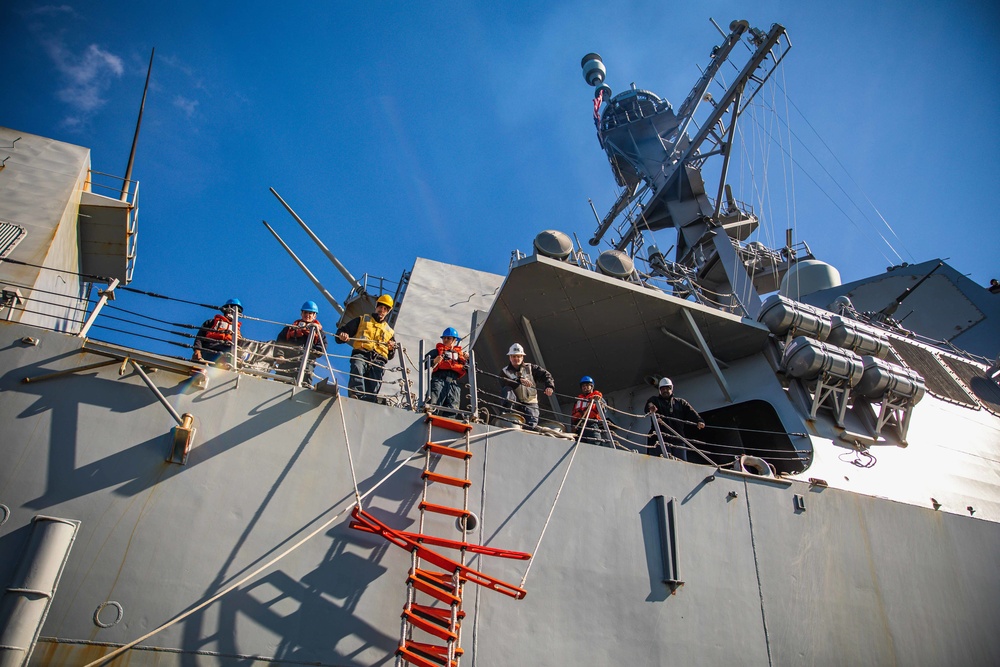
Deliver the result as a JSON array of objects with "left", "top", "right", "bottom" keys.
[{"left": 336, "top": 294, "right": 397, "bottom": 402}]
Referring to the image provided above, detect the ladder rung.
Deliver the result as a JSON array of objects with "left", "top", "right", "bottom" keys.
[
  {"left": 404, "top": 640, "right": 463, "bottom": 658},
  {"left": 424, "top": 441, "right": 473, "bottom": 460},
  {"left": 409, "top": 572, "right": 461, "bottom": 605},
  {"left": 398, "top": 642, "right": 459, "bottom": 667},
  {"left": 421, "top": 470, "right": 471, "bottom": 488},
  {"left": 419, "top": 501, "right": 471, "bottom": 518},
  {"left": 411, "top": 602, "right": 466, "bottom": 622},
  {"left": 426, "top": 414, "right": 473, "bottom": 433},
  {"left": 401, "top": 639, "right": 465, "bottom": 664},
  {"left": 409, "top": 605, "right": 462, "bottom": 634},
  {"left": 413, "top": 568, "right": 458, "bottom": 591},
  {"left": 403, "top": 609, "right": 457, "bottom": 641},
  {"left": 398, "top": 649, "right": 445, "bottom": 667}
]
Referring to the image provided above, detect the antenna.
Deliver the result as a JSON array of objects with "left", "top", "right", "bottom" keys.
[
  {"left": 270, "top": 187, "right": 364, "bottom": 294},
  {"left": 262, "top": 221, "right": 345, "bottom": 315},
  {"left": 121, "top": 48, "right": 154, "bottom": 202}
]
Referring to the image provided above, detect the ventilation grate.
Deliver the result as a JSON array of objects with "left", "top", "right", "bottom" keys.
[
  {"left": 890, "top": 337, "right": 976, "bottom": 408},
  {"left": 941, "top": 356, "right": 1000, "bottom": 417},
  {"left": 0, "top": 221, "right": 26, "bottom": 259}
]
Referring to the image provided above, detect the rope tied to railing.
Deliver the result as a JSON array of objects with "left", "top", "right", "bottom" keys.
[{"left": 518, "top": 399, "right": 592, "bottom": 589}]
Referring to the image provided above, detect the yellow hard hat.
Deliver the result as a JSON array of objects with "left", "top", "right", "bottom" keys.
[{"left": 376, "top": 294, "right": 394, "bottom": 308}]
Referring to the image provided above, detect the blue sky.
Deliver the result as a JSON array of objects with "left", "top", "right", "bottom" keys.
[{"left": 1, "top": 1, "right": 998, "bottom": 353}]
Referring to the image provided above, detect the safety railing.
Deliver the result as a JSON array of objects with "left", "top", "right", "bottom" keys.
[{"left": 0, "top": 258, "right": 843, "bottom": 473}]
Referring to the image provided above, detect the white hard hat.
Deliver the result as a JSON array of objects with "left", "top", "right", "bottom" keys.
[
  {"left": 507, "top": 343, "right": 525, "bottom": 355},
  {"left": 658, "top": 377, "right": 673, "bottom": 388}
]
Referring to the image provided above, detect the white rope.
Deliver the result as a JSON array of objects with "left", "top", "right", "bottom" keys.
[
  {"left": 83, "top": 440, "right": 423, "bottom": 667},
  {"left": 518, "top": 401, "right": 590, "bottom": 589},
  {"left": 337, "top": 395, "right": 363, "bottom": 505},
  {"left": 431, "top": 426, "right": 519, "bottom": 447}
]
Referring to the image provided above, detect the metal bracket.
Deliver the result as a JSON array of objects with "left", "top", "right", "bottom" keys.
[
  {"left": 793, "top": 494, "right": 806, "bottom": 512},
  {"left": 654, "top": 495, "right": 684, "bottom": 592},
  {"left": 679, "top": 308, "right": 732, "bottom": 402},
  {"left": 21, "top": 359, "right": 119, "bottom": 384},
  {"left": 521, "top": 314, "right": 561, "bottom": 417},
  {"left": 77, "top": 278, "right": 119, "bottom": 338},
  {"left": 118, "top": 358, "right": 196, "bottom": 464}
]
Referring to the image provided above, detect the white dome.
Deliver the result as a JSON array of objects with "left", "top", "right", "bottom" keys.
[{"left": 780, "top": 259, "right": 841, "bottom": 299}]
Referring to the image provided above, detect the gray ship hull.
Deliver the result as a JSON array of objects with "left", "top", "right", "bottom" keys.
[{"left": 2, "top": 320, "right": 999, "bottom": 666}]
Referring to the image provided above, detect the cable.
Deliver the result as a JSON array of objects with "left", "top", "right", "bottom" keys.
[
  {"left": 104, "top": 303, "right": 199, "bottom": 330},
  {"left": 0, "top": 256, "right": 109, "bottom": 281},
  {"left": 117, "top": 285, "right": 219, "bottom": 310},
  {"left": 89, "top": 324, "right": 192, "bottom": 349}
]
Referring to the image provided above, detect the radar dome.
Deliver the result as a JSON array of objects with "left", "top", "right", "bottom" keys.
[
  {"left": 533, "top": 230, "right": 574, "bottom": 260},
  {"left": 779, "top": 259, "right": 841, "bottom": 299},
  {"left": 596, "top": 249, "right": 634, "bottom": 279}
]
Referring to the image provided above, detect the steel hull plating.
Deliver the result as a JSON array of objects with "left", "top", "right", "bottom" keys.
[{"left": 2, "top": 321, "right": 999, "bottom": 666}]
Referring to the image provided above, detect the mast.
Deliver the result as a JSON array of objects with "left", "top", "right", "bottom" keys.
[{"left": 581, "top": 21, "right": 791, "bottom": 318}]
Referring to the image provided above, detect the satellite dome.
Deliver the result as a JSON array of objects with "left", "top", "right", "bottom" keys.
[
  {"left": 596, "top": 249, "right": 634, "bottom": 279},
  {"left": 780, "top": 259, "right": 841, "bottom": 299},
  {"left": 533, "top": 230, "right": 574, "bottom": 260}
]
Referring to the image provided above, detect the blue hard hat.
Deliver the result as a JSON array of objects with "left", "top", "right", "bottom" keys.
[
  {"left": 301, "top": 300, "right": 319, "bottom": 313},
  {"left": 442, "top": 327, "right": 459, "bottom": 339},
  {"left": 580, "top": 375, "right": 594, "bottom": 385},
  {"left": 222, "top": 298, "right": 243, "bottom": 313}
]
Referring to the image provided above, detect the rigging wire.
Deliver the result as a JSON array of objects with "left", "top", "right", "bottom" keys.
[
  {"left": 0, "top": 278, "right": 90, "bottom": 304},
  {"left": 696, "top": 52, "right": 909, "bottom": 293},
  {"left": 776, "top": 83, "right": 913, "bottom": 262},
  {"left": 89, "top": 323, "right": 192, "bottom": 349},
  {"left": 739, "top": 103, "right": 901, "bottom": 269},
  {"left": 747, "top": 97, "right": 905, "bottom": 265},
  {"left": 3, "top": 294, "right": 90, "bottom": 315},
  {"left": 0, "top": 256, "right": 108, "bottom": 281},
  {"left": 97, "top": 311, "right": 195, "bottom": 339},
  {"left": 118, "top": 284, "right": 220, "bottom": 310},
  {"left": 780, "top": 64, "right": 798, "bottom": 250},
  {"left": 105, "top": 303, "right": 205, "bottom": 330}
]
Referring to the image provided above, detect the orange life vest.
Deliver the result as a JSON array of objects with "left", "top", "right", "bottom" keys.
[
  {"left": 434, "top": 343, "right": 466, "bottom": 377},
  {"left": 204, "top": 314, "right": 240, "bottom": 342},
  {"left": 285, "top": 318, "right": 323, "bottom": 340},
  {"left": 572, "top": 390, "right": 604, "bottom": 421}
]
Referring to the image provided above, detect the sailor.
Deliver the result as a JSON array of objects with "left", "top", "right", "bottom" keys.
[
  {"left": 500, "top": 343, "right": 554, "bottom": 430},
  {"left": 275, "top": 300, "right": 327, "bottom": 385},
  {"left": 336, "top": 294, "right": 397, "bottom": 402},
  {"left": 192, "top": 298, "right": 242, "bottom": 367},
  {"left": 571, "top": 375, "right": 610, "bottom": 446},
  {"left": 644, "top": 377, "right": 705, "bottom": 461},
  {"left": 425, "top": 327, "right": 468, "bottom": 417}
]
